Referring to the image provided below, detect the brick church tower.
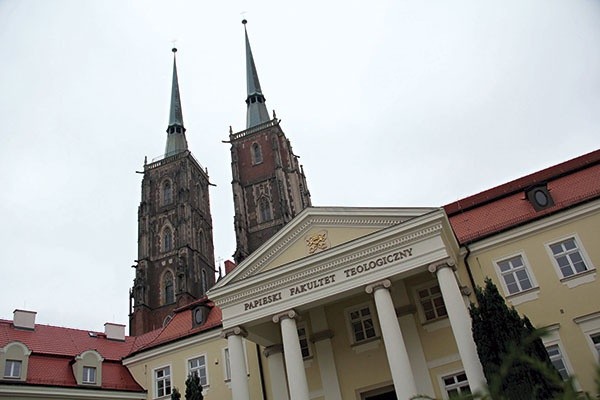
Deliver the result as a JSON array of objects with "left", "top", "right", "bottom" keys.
[
  {"left": 228, "top": 21, "right": 311, "bottom": 263},
  {"left": 129, "top": 49, "right": 216, "bottom": 336}
]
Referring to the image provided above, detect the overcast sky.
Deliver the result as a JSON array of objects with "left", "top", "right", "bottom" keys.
[{"left": 1, "top": 0, "right": 598, "bottom": 332}]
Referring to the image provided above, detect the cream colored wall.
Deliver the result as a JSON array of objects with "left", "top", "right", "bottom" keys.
[
  {"left": 462, "top": 207, "right": 600, "bottom": 393},
  {"left": 126, "top": 335, "right": 264, "bottom": 400}
]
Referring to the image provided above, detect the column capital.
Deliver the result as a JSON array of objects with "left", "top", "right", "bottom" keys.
[
  {"left": 272, "top": 309, "right": 298, "bottom": 324},
  {"left": 263, "top": 344, "right": 284, "bottom": 358},
  {"left": 220, "top": 326, "right": 248, "bottom": 339},
  {"left": 365, "top": 279, "right": 391, "bottom": 294},
  {"left": 428, "top": 258, "right": 456, "bottom": 274}
]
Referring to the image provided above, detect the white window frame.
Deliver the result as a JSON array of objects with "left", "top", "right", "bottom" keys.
[
  {"left": 541, "top": 326, "right": 576, "bottom": 385},
  {"left": 297, "top": 322, "right": 312, "bottom": 359},
  {"left": 344, "top": 302, "right": 380, "bottom": 345},
  {"left": 574, "top": 311, "right": 600, "bottom": 364},
  {"left": 545, "top": 234, "right": 595, "bottom": 288},
  {"left": 492, "top": 250, "right": 540, "bottom": 305},
  {"left": 153, "top": 364, "right": 172, "bottom": 399},
  {"left": 187, "top": 354, "right": 209, "bottom": 388},
  {"left": 3, "top": 359, "right": 21, "bottom": 378},
  {"left": 222, "top": 341, "right": 249, "bottom": 383},
  {"left": 439, "top": 369, "right": 471, "bottom": 400},
  {"left": 414, "top": 281, "right": 449, "bottom": 325},
  {"left": 82, "top": 366, "right": 96, "bottom": 384}
]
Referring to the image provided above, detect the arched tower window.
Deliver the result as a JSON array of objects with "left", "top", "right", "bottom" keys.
[
  {"left": 251, "top": 142, "right": 263, "bottom": 165},
  {"left": 201, "top": 269, "right": 208, "bottom": 294},
  {"left": 259, "top": 197, "right": 272, "bottom": 222},
  {"left": 162, "top": 180, "right": 173, "bottom": 205},
  {"left": 163, "top": 227, "right": 173, "bottom": 252},
  {"left": 164, "top": 271, "right": 174, "bottom": 304},
  {"left": 198, "top": 230, "right": 206, "bottom": 253}
]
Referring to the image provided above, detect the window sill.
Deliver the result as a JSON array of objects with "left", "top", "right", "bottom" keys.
[
  {"left": 422, "top": 317, "right": 450, "bottom": 333},
  {"left": 560, "top": 269, "right": 596, "bottom": 288},
  {"left": 506, "top": 286, "right": 540, "bottom": 306},
  {"left": 351, "top": 337, "right": 381, "bottom": 354}
]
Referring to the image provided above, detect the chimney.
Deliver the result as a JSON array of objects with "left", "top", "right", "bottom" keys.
[
  {"left": 104, "top": 322, "right": 126, "bottom": 341},
  {"left": 13, "top": 309, "right": 36, "bottom": 330},
  {"left": 224, "top": 260, "right": 237, "bottom": 275}
]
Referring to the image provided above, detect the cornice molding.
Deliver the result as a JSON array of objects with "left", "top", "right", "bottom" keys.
[
  {"left": 214, "top": 223, "right": 443, "bottom": 308},
  {"left": 465, "top": 199, "right": 600, "bottom": 253},
  {"left": 123, "top": 328, "right": 221, "bottom": 365},
  {"left": 240, "top": 214, "right": 414, "bottom": 280}
]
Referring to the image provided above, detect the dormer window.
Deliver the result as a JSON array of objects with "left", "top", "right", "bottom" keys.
[
  {"left": 82, "top": 366, "right": 96, "bottom": 384},
  {"left": 3, "top": 360, "right": 21, "bottom": 379},
  {"left": 526, "top": 184, "right": 554, "bottom": 211},
  {"left": 1, "top": 342, "right": 30, "bottom": 382},
  {"left": 72, "top": 350, "right": 103, "bottom": 387}
]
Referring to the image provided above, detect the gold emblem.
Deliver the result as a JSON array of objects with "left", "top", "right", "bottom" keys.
[{"left": 306, "top": 230, "right": 329, "bottom": 254}]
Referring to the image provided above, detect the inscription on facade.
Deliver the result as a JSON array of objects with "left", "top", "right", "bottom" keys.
[
  {"left": 343, "top": 248, "right": 413, "bottom": 278},
  {"left": 244, "top": 292, "right": 283, "bottom": 311},
  {"left": 242, "top": 247, "right": 414, "bottom": 311},
  {"left": 289, "top": 274, "right": 336, "bottom": 296}
]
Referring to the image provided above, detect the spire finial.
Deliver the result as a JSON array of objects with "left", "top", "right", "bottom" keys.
[
  {"left": 243, "top": 19, "right": 270, "bottom": 128},
  {"left": 165, "top": 47, "right": 188, "bottom": 157}
]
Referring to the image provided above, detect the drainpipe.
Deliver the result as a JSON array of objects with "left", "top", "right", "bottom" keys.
[{"left": 463, "top": 244, "right": 478, "bottom": 296}]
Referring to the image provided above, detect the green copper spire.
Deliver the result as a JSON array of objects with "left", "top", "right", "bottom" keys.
[
  {"left": 165, "top": 48, "right": 188, "bottom": 157},
  {"left": 243, "top": 20, "right": 270, "bottom": 128}
]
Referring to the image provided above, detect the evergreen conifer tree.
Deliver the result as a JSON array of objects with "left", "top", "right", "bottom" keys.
[
  {"left": 470, "top": 278, "right": 562, "bottom": 399},
  {"left": 171, "top": 388, "right": 181, "bottom": 400},
  {"left": 185, "top": 373, "right": 204, "bottom": 400}
]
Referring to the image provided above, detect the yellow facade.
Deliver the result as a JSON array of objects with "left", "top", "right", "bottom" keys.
[
  {"left": 459, "top": 199, "right": 600, "bottom": 393},
  {"left": 124, "top": 330, "right": 265, "bottom": 399}
]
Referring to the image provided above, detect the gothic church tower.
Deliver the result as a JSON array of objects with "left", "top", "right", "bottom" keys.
[
  {"left": 130, "top": 49, "right": 216, "bottom": 336},
  {"left": 229, "top": 21, "right": 311, "bottom": 263}
]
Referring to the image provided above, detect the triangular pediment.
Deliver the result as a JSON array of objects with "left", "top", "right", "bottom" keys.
[{"left": 212, "top": 206, "right": 437, "bottom": 288}]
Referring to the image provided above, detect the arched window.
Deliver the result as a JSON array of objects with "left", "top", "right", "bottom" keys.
[
  {"left": 163, "top": 227, "right": 173, "bottom": 252},
  {"left": 201, "top": 269, "right": 208, "bottom": 293},
  {"left": 162, "top": 180, "right": 173, "bottom": 205},
  {"left": 198, "top": 230, "right": 206, "bottom": 253},
  {"left": 251, "top": 142, "right": 262, "bottom": 165},
  {"left": 259, "top": 197, "right": 272, "bottom": 222},
  {"left": 164, "top": 271, "right": 174, "bottom": 304}
]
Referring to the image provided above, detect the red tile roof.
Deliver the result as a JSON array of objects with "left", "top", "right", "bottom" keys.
[
  {"left": 0, "top": 319, "right": 144, "bottom": 392},
  {"left": 128, "top": 298, "right": 222, "bottom": 356},
  {"left": 445, "top": 149, "right": 600, "bottom": 244}
]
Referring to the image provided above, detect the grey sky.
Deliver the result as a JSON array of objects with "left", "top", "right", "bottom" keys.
[{"left": 1, "top": 0, "right": 598, "bottom": 331}]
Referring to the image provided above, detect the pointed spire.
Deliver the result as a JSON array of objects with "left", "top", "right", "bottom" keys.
[
  {"left": 165, "top": 48, "right": 188, "bottom": 157},
  {"left": 243, "top": 20, "right": 270, "bottom": 129}
]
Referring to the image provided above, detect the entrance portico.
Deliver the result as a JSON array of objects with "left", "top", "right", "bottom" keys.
[{"left": 208, "top": 207, "right": 486, "bottom": 400}]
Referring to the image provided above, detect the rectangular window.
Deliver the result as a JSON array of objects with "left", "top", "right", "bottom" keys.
[
  {"left": 297, "top": 324, "right": 311, "bottom": 359},
  {"left": 497, "top": 255, "right": 534, "bottom": 295},
  {"left": 3, "top": 360, "right": 21, "bottom": 378},
  {"left": 82, "top": 366, "right": 96, "bottom": 384},
  {"left": 591, "top": 333, "right": 600, "bottom": 358},
  {"left": 442, "top": 371, "right": 471, "bottom": 398},
  {"left": 549, "top": 238, "right": 588, "bottom": 278},
  {"left": 155, "top": 366, "right": 172, "bottom": 397},
  {"left": 418, "top": 285, "right": 447, "bottom": 321},
  {"left": 188, "top": 355, "right": 208, "bottom": 387},
  {"left": 546, "top": 344, "right": 569, "bottom": 380},
  {"left": 224, "top": 348, "right": 231, "bottom": 381},
  {"left": 347, "top": 305, "right": 377, "bottom": 343}
]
